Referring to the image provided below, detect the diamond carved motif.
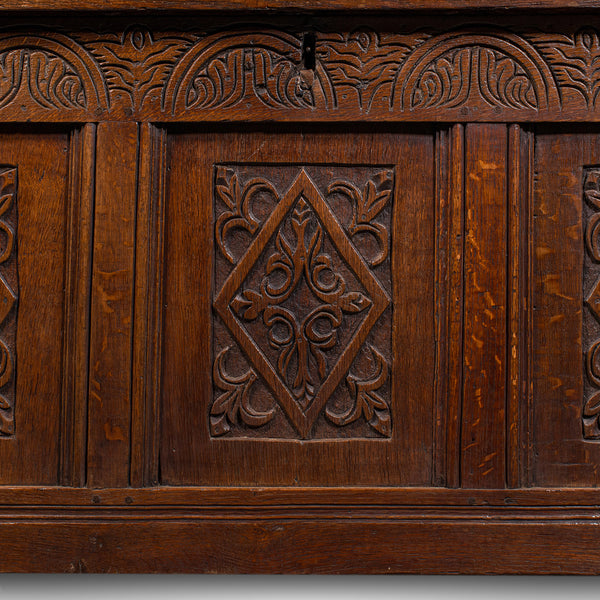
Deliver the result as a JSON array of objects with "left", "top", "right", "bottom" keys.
[
  {"left": 212, "top": 167, "right": 393, "bottom": 439},
  {"left": 586, "top": 277, "right": 600, "bottom": 324}
]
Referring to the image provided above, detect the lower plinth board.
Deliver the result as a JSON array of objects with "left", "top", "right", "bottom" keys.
[
  {"left": 0, "top": 487, "right": 597, "bottom": 573},
  {"left": 0, "top": 515, "right": 598, "bottom": 573}
]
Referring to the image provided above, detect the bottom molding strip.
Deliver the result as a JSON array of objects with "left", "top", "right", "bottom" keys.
[{"left": 0, "top": 518, "right": 598, "bottom": 573}]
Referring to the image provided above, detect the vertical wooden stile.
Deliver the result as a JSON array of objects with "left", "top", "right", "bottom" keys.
[{"left": 87, "top": 122, "right": 139, "bottom": 488}]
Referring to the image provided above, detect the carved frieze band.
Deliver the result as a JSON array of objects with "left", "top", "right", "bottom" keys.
[
  {"left": 212, "top": 166, "right": 392, "bottom": 439},
  {"left": 2, "top": 24, "right": 600, "bottom": 119},
  {"left": 0, "top": 168, "right": 17, "bottom": 436}
]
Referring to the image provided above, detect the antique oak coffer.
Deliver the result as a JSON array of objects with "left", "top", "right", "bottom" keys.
[{"left": 5, "top": 0, "right": 600, "bottom": 573}]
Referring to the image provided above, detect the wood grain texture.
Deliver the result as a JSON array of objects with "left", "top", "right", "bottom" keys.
[
  {"left": 436, "top": 124, "right": 465, "bottom": 488},
  {"left": 461, "top": 124, "right": 507, "bottom": 488},
  {"left": 60, "top": 124, "right": 95, "bottom": 487},
  {"left": 87, "top": 122, "right": 138, "bottom": 488},
  {"left": 3, "top": 485, "right": 600, "bottom": 507},
  {"left": 507, "top": 124, "right": 533, "bottom": 488},
  {"left": 531, "top": 129, "right": 600, "bottom": 487},
  {"left": 2, "top": 517, "right": 600, "bottom": 574},
  {"left": 1, "top": 0, "right": 600, "bottom": 10},
  {"left": 0, "top": 18, "right": 598, "bottom": 122},
  {"left": 0, "top": 131, "right": 74, "bottom": 485},
  {"left": 131, "top": 123, "right": 165, "bottom": 487},
  {"left": 157, "top": 127, "right": 437, "bottom": 486},
  {"left": 3, "top": 5, "right": 600, "bottom": 574}
]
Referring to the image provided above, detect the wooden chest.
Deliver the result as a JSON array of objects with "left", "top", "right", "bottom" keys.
[{"left": 1, "top": 0, "right": 600, "bottom": 573}]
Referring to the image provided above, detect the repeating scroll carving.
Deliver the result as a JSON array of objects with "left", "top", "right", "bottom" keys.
[
  {"left": 214, "top": 167, "right": 278, "bottom": 264},
  {"left": 210, "top": 347, "right": 275, "bottom": 436},
  {"left": 212, "top": 166, "right": 392, "bottom": 439},
  {"left": 407, "top": 47, "right": 538, "bottom": 110},
  {"left": 80, "top": 27, "right": 197, "bottom": 111},
  {"left": 164, "top": 30, "right": 328, "bottom": 113},
  {"left": 327, "top": 171, "right": 393, "bottom": 266},
  {"left": 1, "top": 23, "right": 600, "bottom": 118},
  {"left": 0, "top": 33, "right": 108, "bottom": 112},
  {"left": 316, "top": 29, "right": 425, "bottom": 111},
  {"left": 393, "top": 30, "right": 560, "bottom": 111},
  {"left": 325, "top": 345, "right": 390, "bottom": 436},
  {"left": 533, "top": 28, "right": 600, "bottom": 108},
  {"left": 0, "top": 168, "right": 18, "bottom": 436},
  {"left": 0, "top": 49, "right": 87, "bottom": 109}
]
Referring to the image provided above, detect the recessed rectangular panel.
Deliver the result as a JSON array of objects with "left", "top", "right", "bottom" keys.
[
  {"left": 159, "top": 129, "right": 439, "bottom": 486},
  {"left": 212, "top": 165, "right": 393, "bottom": 440},
  {"left": 0, "top": 130, "right": 84, "bottom": 485},
  {"left": 531, "top": 130, "right": 600, "bottom": 486}
]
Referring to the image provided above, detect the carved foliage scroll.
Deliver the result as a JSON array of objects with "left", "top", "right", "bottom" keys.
[
  {"left": 404, "top": 46, "right": 538, "bottom": 110},
  {"left": 0, "top": 49, "right": 87, "bottom": 110},
  {"left": 392, "top": 30, "right": 560, "bottom": 112},
  {"left": 313, "top": 29, "right": 423, "bottom": 111},
  {"left": 533, "top": 28, "right": 600, "bottom": 109},
  {"left": 0, "top": 34, "right": 108, "bottom": 113},
  {"left": 212, "top": 166, "right": 392, "bottom": 439},
  {"left": 80, "top": 26, "right": 196, "bottom": 111},
  {"left": 0, "top": 168, "right": 18, "bottom": 436},
  {"left": 163, "top": 30, "right": 326, "bottom": 114},
  {"left": 5, "top": 24, "right": 600, "bottom": 118}
]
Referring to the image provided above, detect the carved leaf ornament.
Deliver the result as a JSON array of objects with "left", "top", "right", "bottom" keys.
[
  {"left": 213, "top": 168, "right": 392, "bottom": 439},
  {"left": 1, "top": 26, "right": 600, "bottom": 116}
]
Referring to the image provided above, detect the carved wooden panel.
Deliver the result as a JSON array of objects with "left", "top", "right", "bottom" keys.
[
  {"left": 3, "top": 19, "right": 600, "bottom": 122},
  {"left": 0, "top": 168, "right": 17, "bottom": 437},
  {"left": 5, "top": 7, "right": 600, "bottom": 573},
  {"left": 151, "top": 128, "right": 438, "bottom": 486},
  {"left": 0, "top": 130, "right": 91, "bottom": 485},
  {"left": 212, "top": 166, "right": 392, "bottom": 439},
  {"left": 530, "top": 130, "right": 600, "bottom": 486},
  {"left": 583, "top": 168, "right": 600, "bottom": 438}
]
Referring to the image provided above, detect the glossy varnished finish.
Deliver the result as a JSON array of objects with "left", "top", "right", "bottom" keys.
[{"left": 0, "top": 4, "right": 600, "bottom": 573}]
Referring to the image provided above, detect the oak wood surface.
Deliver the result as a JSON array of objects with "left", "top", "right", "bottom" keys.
[
  {"left": 87, "top": 122, "right": 138, "bottom": 488},
  {"left": 529, "top": 128, "right": 600, "bottom": 486},
  {"left": 0, "top": 130, "right": 90, "bottom": 486},
  {"left": 461, "top": 124, "right": 508, "bottom": 488},
  {"left": 1, "top": 485, "right": 600, "bottom": 506},
  {"left": 0, "top": 519, "right": 599, "bottom": 574},
  {"left": 0, "top": 15, "right": 597, "bottom": 123},
  {"left": 0, "top": 4, "right": 599, "bottom": 574},
  {"left": 158, "top": 127, "right": 437, "bottom": 486},
  {"left": 61, "top": 124, "right": 95, "bottom": 487},
  {"left": 1, "top": 0, "right": 600, "bottom": 10}
]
